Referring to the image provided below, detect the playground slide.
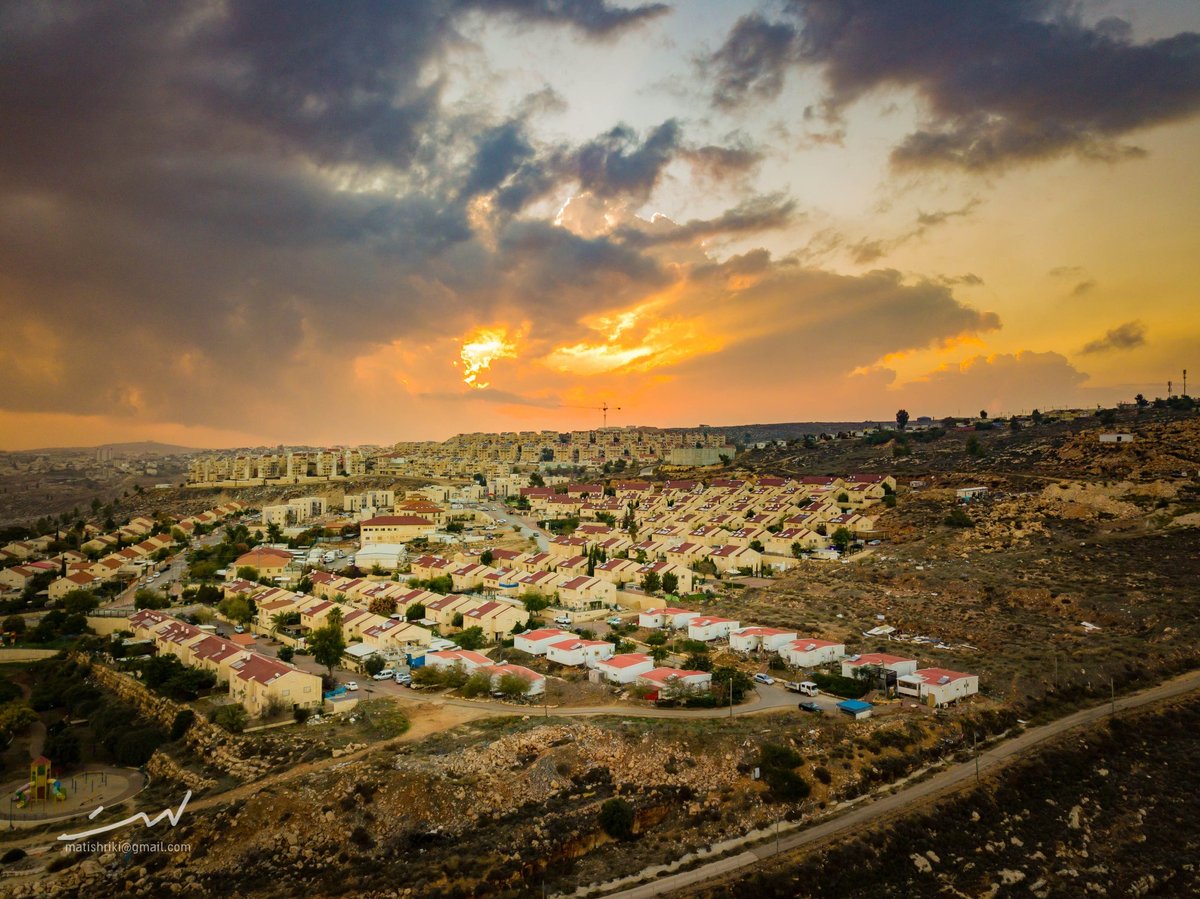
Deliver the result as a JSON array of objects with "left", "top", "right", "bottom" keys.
[{"left": 13, "top": 782, "right": 32, "bottom": 807}]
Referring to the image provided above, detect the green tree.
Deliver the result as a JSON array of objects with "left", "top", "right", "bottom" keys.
[
  {"left": 405, "top": 603, "right": 426, "bottom": 621},
  {"left": 480, "top": 550, "right": 493, "bottom": 566},
  {"left": 712, "top": 666, "right": 753, "bottom": 703},
  {"left": 236, "top": 565, "right": 260, "bottom": 581},
  {"left": 213, "top": 703, "right": 248, "bottom": 733},
  {"left": 598, "top": 798, "right": 635, "bottom": 840},
  {"left": 1134, "top": 393, "right": 1148, "bottom": 407},
  {"left": 3, "top": 615, "right": 26, "bottom": 637},
  {"left": 169, "top": 709, "right": 196, "bottom": 741},
  {"left": 363, "top": 655, "right": 385, "bottom": 677},
  {"left": 683, "top": 652, "right": 712, "bottom": 671},
  {"left": 266, "top": 522, "right": 283, "bottom": 544},
  {"left": 641, "top": 571, "right": 661, "bottom": 594},
  {"left": 790, "top": 541, "right": 804, "bottom": 560},
  {"left": 277, "top": 645, "right": 295, "bottom": 663},
  {"left": 451, "top": 612, "right": 465, "bottom": 629},
  {"left": 831, "top": 527, "right": 853, "bottom": 553},
  {"left": 497, "top": 672, "right": 531, "bottom": 698},
  {"left": 660, "top": 571, "right": 679, "bottom": 595},
  {"left": 895, "top": 409, "right": 909, "bottom": 430},
  {"left": 61, "top": 590, "right": 99, "bottom": 615},
  {"left": 1031, "top": 408, "right": 1043, "bottom": 424},
  {"left": 528, "top": 472, "right": 545, "bottom": 487},
  {"left": 43, "top": 729, "right": 82, "bottom": 767},
  {"left": 965, "top": 435, "right": 985, "bottom": 458},
  {"left": 650, "top": 646, "right": 670, "bottom": 665},
  {"left": 460, "top": 669, "right": 494, "bottom": 697},
  {"left": 218, "top": 596, "right": 253, "bottom": 625},
  {"left": 134, "top": 588, "right": 169, "bottom": 610},
  {"left": 309, "top": 608, "right": 346, "bottom": 677},
  {"left": 451, "top": 626, "right": 486, "bottom": 650}
]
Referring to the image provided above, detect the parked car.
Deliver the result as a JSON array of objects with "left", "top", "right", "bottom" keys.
[
  {"left": 797, "top": 681, "right": 820, "bottom": 696},
  {"left": 394, "top": 671, "right": 412, "bottom": 685},
  {"left": 554, "top": 616, "right": 571, "bottom": 626},
  {"left": 606, "top": 616, "right": 623, "bottom": 626},
  {"left": 799, "top": 701, "right": 822, "bottom": 713},
  {"left": 345, "top": 681, "right": 359, "bottom": 691},
  {"left": 753, "top": 673, "right": 775, "bottom": 685},
  {"left": 233, "top": 625, "right": 245, "bottom": 634},
  {"left": 373, "top": 669, "right": 395, "bottom": 680}
]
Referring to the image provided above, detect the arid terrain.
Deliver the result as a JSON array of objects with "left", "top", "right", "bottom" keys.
[{"left": 2, "top": 409, "right": 1198, "bottom": 898}]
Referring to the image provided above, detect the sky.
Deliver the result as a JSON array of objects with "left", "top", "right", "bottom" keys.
[{"left": 1, "top": 0, "right": 1198, "bottom": 450}]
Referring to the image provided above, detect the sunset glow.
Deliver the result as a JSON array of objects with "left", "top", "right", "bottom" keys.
[
  {"left": 459, "top": 328, "right": 519, "bottom": 389},
  {"left": 0, "top": 1, "right": 1195, "bottom": 448}
]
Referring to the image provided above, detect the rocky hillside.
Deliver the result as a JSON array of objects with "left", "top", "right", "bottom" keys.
[{"left": 687, "top": 694, "right": 1200, "bottom": 898}]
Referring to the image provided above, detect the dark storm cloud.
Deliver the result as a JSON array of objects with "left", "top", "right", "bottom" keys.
[
  {"left": 707, "top": 1, "right": 1200, "bottom": 170},
  {"left": 709, "top": 14, "right": 801, "bottom": 109},
  {"left": 570, "top": 120, "right": 683, "bottom": 200},
  {"left": 1081, "top": 320, "right": 1147, "bottom": 354},
  {"left": 614, "top": 195, "right": 797, "bottom": 248},
  {"left": 0, "top": 0, "right": 673, "bottom": 428}
]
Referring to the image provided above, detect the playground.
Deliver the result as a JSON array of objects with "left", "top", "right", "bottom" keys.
[{"left": 5, "top": 756, "right": 146, "bottom": 827}]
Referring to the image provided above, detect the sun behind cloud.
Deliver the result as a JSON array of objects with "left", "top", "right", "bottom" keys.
[{"left": 459, "top": 326, "right": 520, "bottom": 389}]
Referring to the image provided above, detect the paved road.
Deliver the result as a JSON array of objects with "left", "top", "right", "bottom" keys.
[
  {"left": 595, "top": 667, "right": 1200, "bottom": 899},
  {"left": 480, "top": 502, "right": 553, "bottom": 552},
  {"left": 104, "top": 530, "right": 223, "bottom": 608}
]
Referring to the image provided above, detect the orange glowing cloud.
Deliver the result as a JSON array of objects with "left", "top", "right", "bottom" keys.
[{"left": 459, "top": 326, "right": 521, "bottom": 389}]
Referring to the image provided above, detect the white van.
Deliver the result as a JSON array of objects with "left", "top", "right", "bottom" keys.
[{"left": 798, "top": 681, "right": 820, "bottom": 697}]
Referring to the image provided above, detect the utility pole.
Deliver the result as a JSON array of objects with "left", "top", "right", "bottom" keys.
[
  {"left": 974, "top": 731, "right": 980, "bottom": 783},
  {"left": 1184, "top": 369, "right": 1189, "bottom": 397}
]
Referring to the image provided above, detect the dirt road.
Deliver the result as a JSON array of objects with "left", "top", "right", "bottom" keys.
[{"left": 590, "top": 667, "right": 1200, "bottom": 899}]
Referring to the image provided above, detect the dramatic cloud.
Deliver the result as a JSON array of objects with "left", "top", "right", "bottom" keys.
[
  {"left": 707, "top": 1, "right": 1200, "bottom": 170},
  {"left": 1081, "top": 321, "right": 1147, "bottom": 354},
  {"left": 0, "top": 1, "right": 1191, "bottom": 448},
  {"left": 710, "top": 14, "right": 802, "bottom": 109},
  {"left": 613, "top": 195, "right": 798, "bottom": 248}
]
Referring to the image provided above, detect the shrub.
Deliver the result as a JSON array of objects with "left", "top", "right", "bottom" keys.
[
  {"left": 293, "top": 706, "right": 311, "bottom": 724},
  {"left": 212, "top": 703, "right": 248, "bottom": 734},
  {"left": 459, "top": 670, "right": 494, "bottom": 698},
  {"left": 277, "top": 645, "right": 294, "bottom": 663},
  {"left": 170, "top": 709, "right": 196, "bottom": 741},
  {"left": 814, "top": 765, "right": 832, "bottom": 785},
  {"left": 944, "top": 508, "right": 974, "bottom": 528},
  {"left": 599, "top": 797, "right": 635, "bottom": 840},
  {"left": 1, "top": 848, "right": 26, "bottom": 864}
]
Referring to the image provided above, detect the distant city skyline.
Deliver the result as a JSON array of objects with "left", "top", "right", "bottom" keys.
[{"left": 1, "top": 1, "right": 1197, "bottom": 450}]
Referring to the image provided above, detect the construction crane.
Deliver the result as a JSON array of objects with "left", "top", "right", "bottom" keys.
[{"left": 563, "top": 401, "right": 622, "bottom": 428}]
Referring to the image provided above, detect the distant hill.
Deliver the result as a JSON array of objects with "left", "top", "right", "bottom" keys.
[{"left": 8, "top": 440, "right": 204, "bottom": 456}]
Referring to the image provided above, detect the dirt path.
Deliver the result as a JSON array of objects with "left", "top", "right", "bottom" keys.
[{"left": 580, "top": 667, "right": 1200, "bottom": 899}]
